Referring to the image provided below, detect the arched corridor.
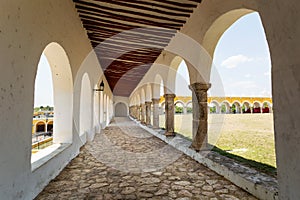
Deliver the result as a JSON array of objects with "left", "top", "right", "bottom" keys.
[
  {"left": 115, "top": 102, "right": 128, "bottom": 117},
  {"left": 1, "top": 1, "right": 300, "bottom": 199}
]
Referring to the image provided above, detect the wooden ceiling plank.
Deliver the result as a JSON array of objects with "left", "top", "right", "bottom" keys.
[
  {"left": 76, "top": 0, "right": 191, "bottom": 18},
  {"left": 75, "top": 1, "right": 187, "bottom": 24}
]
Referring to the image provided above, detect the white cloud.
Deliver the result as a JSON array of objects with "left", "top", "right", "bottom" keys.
[{"left": 221, "top": 54, "right": 253, "bottom": 69}]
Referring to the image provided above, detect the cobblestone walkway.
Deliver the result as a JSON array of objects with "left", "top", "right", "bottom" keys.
[{"left": 35, "top": 117, "right": 256, "bottom": 200}]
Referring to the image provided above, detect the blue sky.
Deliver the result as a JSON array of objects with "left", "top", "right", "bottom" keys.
[
  {"left": 34, "top": 12, "right": 271, "bottom": 107},
  {"left": 176, "top": 12, "right": 272, "bottom": 97},
  {"left": 34, "top": 54, "right": 54, "bottom": 107}
]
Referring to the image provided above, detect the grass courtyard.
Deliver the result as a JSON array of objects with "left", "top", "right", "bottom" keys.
[{"left": 159, "top": 113, "right": 276, "bottom": 169}]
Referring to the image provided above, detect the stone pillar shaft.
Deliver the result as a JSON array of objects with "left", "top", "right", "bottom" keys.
[
  {"left": 164, "top": 94, "right": 176, "bottom": 136},
  {"left": 140, "top": 104, "right": 146, "bottom": 124},
  {"left": 189, "top": 83, "right": 211, "bottom": 151},
  {"left": 145, "top": 101, "right": 152, "bottom": 125},
  {"left": 137, "top": 105, "right": 141, "bottom": 121},
  {"left": 152, "top": 98, "right": 160, "bottom": 129}
]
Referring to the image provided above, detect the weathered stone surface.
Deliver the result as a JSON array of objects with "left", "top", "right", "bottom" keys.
[
  {"left": 178, "top": 190, "right": 193, "bottom": 197},
  {"left": 35, "top": 117, "right": 256, "bottom": 200},
  {"left": 174, "top": 181, "right": 191, "bottom": 186},
  {"left": 155, "top": 189, "right": 168, "bottom": 196},
  {"left": 121, "top": 187, "right": 135, "bottom": 195}
]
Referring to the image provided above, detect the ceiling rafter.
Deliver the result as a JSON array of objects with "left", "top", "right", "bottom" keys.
[{"left": 73, "top": 0, "right": 201, "bottom": 96}]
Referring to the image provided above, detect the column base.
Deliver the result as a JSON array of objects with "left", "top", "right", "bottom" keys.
[
  {"left": 165, "top": 131, "right": 175, "bottom": 137},
  {"left": 190, "top": 142, "right": 209, "bottom": 152}
]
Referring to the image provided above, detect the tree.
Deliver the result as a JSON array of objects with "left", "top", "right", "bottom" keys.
[
  {"left": 175, "top": 106, "right": 183, "bottom": 114},
  {"left": 210, "top": 106, "right": 216, "bottom": 113},
  {"left": 231, "top": 104, "right": 236, "bottom": 114},
  {"left": 221, "top": 105, "right": 226, "bottom": 113}
]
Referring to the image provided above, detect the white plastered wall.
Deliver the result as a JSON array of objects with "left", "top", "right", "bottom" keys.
[{"left": 0, "top": 1, "right": 113, "bottom": 199}]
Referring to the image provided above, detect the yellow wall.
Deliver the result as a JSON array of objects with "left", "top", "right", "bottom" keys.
[
  {"left": 32, "top": 118, "right": 53, "bottom": 134},
  {"left": 159, "top": 96, "right": 272, "bottom": 105}
]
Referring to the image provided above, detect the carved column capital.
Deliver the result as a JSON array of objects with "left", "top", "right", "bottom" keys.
[
  {"left": 189, "top": 82, "right": 211, "bottom": 92},
  {"left": 163, "top": 93, "right": 176, "bottom": 99},
  {"left": 152, "top": 98, "right": 160, "bottom": 104}
]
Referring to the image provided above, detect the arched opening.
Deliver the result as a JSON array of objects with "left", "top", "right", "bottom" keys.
[
  {"left": 106, "top": 95, "right": 110, "bottom": 125},
  {"left": 171, "top": 59, "right": 192, "bottom": 138},
  {"left": 262, "top": 101, "right": 271, "bottom": 113},
  {"left": 186, "top": 101, "right": 193, "bottom": 114},
  {"left": 232, "top": 102, "right": 242, "bottom": 114},
  {"left": 175, "top": 101, "right": 185, "bottom": 114},
  {"left": 115, "top": 102, "right": 128, "bottom": 117},
  {"left": 79, "top": 73, "right": 92, "bottom": 140},
  {"left": 220, "top": 101, "right": 231, "bottom": 114},
  {"left": 36, "top": 122, "right": 46, "bottom": 133},
  {"left": 46, "top": 121, "right": 53, "bottom": 133},
  {"left": 209, "top": 11, "right": 275, "bottom": 169},
  {"left": 152, "top": 74, "right": 164, "bottom": 127},
  {"left": 32, "top": 42, "right": 73, "bottom": 164},
  {"left": 253, "top": 102, "right": 262, "bottom": 113},
  {"left": 93, "top": 83, "right": 100, "bottom": 133},
  {"left": 242, "top": 102, "right": 251, "bottom": 113},
  {"left": 209, "top": 101, "right": 220, "bottom": 114}
]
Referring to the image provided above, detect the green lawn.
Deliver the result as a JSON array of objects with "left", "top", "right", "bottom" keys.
[{"left": 159, "top": 113, "right": 276, "bottom": 168}]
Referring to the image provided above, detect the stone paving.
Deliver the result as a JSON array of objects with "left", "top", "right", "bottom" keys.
[{"left": 35, "top": 117, "right": 257, "bottom": 200}]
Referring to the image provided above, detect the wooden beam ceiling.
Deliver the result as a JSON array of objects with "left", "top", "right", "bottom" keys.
[{"left": 73, "top": 0, "right": 201, "bottom": 96}]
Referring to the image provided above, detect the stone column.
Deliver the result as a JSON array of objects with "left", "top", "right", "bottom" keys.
[
  {"left": 164, "top": 94, "right": 176, "bottom": 136},
  {"left": 129, "top": 106, "right": 134, "bottom": 118},
  {"left": 137, "top": 105, "right": 141, "bottom": 121},
  {"left": 152, "top": 98, "right": 160, "bottom": 129},
  {"left": 140, "top": 104, "right": 146, "bottom": 124},
  {"left": 189, "top": 83, "right": 211, "bottom": 151},
  {"left": 145, "top": 101, "right": 152, "bottom": 126}
]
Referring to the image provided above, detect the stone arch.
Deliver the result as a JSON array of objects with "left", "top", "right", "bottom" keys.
[
  {"left": 160, "top": 101, "right": 166, "bottom": 115},
  {"left": 210, "top": 100, "right": 220, "bottom": 114},
  {"left": 253, "top": 101, "right": 262, "bottom": 113},
  {"left": 115, "top": 102, "right": 128, "bottom": 117},
  {"left": 242, "top": 101, "right": 252, "bottom": 113},
  {"left": 140, "top": 88, "right": 146, "bottom": 104},
  {"left": 174, "top": 58, "right": 192, "bottom": 98},
  {"left": 153, "top": 74, "right": 164, "bottom": 99},
  {"left": 103, "top": 93, "right": 107, "bottom": 124},
  {"left": 220, "top": 101, "right": 231, "bottom": 114},
  {"left": 174, "top": 100, "right": 185, "bottom": 114},
  {"left": 46, "top": 121, "right": 53, "bottom": 133},
  {"left": 93, "top": 83, "right": 100, "bottom": 133},
  {"left": 232, "top": 101, "right": 242, "bottom": 114},
  {"left": 203, "top": 8, "right": 256, "bottom": 57},
  {"left": 42, "top": 42, "right": 73, "bottom": 144},
  {"left": 166, "top": 56, "right": 183, "bottom": 94},
  {"left": 186, "top": 100, "right": 193, "bottom": 113},
  {"left": 262, "top": 101, "right": 272, "bottom": 113},
  {"left": 35, "top": 121, "right": 46, "bottom": 133},
  {"left": 79, "top": 73, "right": 92, "bottom": 141},
  {"left": 145, "top": 84, "right": 152, "bottom": 102},
  {"left": 137, "top": 94, "right": 141, "bottom": 106},
  {"left": 106, "top": 95, "right": 111, "bottom": 125}
]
